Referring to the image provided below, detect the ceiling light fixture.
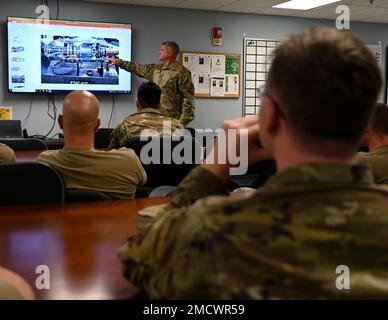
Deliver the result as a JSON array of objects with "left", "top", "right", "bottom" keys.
[{"left": 273, "top": 0, "right": 341, "bottom": 10}]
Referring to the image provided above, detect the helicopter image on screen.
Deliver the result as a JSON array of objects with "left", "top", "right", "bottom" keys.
[{"left": 41, "top": 35, "right": 120, "bottom": 85}]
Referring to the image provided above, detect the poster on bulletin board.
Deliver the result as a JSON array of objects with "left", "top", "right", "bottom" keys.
[
  {"left": 181, "top": 51, "right": 241, "bottom": 98},
  {"left": 0, "top": 107, "right": 13, "bottom": 120}
]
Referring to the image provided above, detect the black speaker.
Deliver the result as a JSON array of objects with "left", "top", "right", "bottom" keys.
[{"left": 23, "top": 128, "right": 29, "bottom": 138}]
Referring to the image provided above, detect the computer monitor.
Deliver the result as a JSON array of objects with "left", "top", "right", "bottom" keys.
[
  {"left": 0, "top": 120, "right": 22, "bottom": 139},
  {"left": 7, "top": 16, "right": 132, "bottom": 94}
]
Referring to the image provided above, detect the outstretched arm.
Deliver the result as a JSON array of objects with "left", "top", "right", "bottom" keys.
[{"left": 105, "top": 57, "right": 155, "bottom": 80}]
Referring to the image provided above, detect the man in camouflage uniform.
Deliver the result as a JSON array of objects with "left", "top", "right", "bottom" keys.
[
  {"left": 106, "top": 41, "right": 195, "bottom": 126},
  {"left": 118, "top": 27, "right": 388, "bottom": 299},
  {"left": 108, "top": 81, "right": 183, "bottom": 149},
  {"left": 356, "top": 103, "right": 388, "bottom": 183}
]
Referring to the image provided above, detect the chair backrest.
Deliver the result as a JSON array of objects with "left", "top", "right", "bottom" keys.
[
  {"left": 94, "top": 128, "right": 114, "bottom": 149},
  {"left": 148, "top": 185, "right": 177, "bottom": 198},
  {"left": 125, "top": 135, "right": 201, "bottom": 188},
  {"left": 186, "top": 127, "right": 217, "bottom": 149},
  {"left": 0, "top": 120, "right": 22, "bottom": 139},
  {"left": 66, "top": 188, "right": 112, "bottom": 203},
  {"left": 0, "top": 138, "right": 47, "bottom": 151},
  {"left": 0, "top": 162, "right": 65, "bottom": 206},
  {"left": 377, "top": 178, "right": 388, "bottom": 185}
]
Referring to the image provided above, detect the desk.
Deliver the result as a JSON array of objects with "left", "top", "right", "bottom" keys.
[
  {"left": 0, "top": 197, "right": 169, "bottom": 300},
  {"left": 15, "top": 150, "right": 41, "bottom": 162}
]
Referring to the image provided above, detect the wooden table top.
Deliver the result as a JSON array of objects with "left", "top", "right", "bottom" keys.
[{"left": 0, "top": 197, "right": 169, "bottom": 300}]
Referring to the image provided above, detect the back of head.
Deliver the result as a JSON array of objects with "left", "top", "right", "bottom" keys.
[
  {"left": 267, "top": 27, "right": 382, "bottom": 156},
  {"left": 161, "top": 41, "right": 180, "bottom": 56},
  {"left": 137, "top": 81, "right": 162, "bottom": 109},
  {"left": 62, "top": 90, "right": 100, "bottom": 134},
  {"left": 369, "top": 103, "right": 388, "bottom": 136}
]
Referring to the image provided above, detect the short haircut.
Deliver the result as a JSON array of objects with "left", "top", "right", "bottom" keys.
[
  {"left": 267, "top": 27, "right": 382, "bottom": 156},
  {"left": 370, "top": 103, "right": 388, "bottom": 135},
  {"left": 137, "top": 81, "right": 161, "bottom": 109},
  {"left": 161, "top": 41, "right": 180, "bottom": 56}
]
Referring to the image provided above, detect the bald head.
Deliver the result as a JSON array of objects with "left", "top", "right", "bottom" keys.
[{"left": 60, "top": 90, "right": 100, "bottom": 135}]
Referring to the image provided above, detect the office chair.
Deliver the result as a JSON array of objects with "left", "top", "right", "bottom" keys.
[
  {"left": 148, "top": 185, "right": 177, "bottom": 198},
  {"left": 66, "top": 188, "right": 112, "bottom": 203},
  {"left": 94, "top": 128, "right": 114, "bottom": 149},
  {"left": 0, "top": 138, "right": 48, "bottom": 151},
  {"left": 0, "top": 162, "right": 65, "bottom": 206},
  {"left": 125, "top": 135, "right": 201, "bottom": 189},
  {"left": 377, "top": 178, "right": 388, "bottom": 185}
]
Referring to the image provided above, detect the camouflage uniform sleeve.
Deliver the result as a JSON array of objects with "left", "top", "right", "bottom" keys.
[
  {"left": 117, "top": 166, "right": 229, "bottom": 298},
  {"left": 116, "top": 59, "right": 155, "bottom": 81},
  {"left": 108, "top": 125, "right": 121, "bottom": 150},
  {"left": 178, "top": 68, "right": 195, "bottom": 127}
]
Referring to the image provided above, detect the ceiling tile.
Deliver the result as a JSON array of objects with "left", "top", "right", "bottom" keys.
[{"left": 82, "top": 0, "right": 388, "bottom": 24}]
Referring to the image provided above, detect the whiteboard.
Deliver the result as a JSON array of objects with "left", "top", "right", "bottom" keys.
[{"left": 243, "top": 38, "right": 281, "bottom": 117}]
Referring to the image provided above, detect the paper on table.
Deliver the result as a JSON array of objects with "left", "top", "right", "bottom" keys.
[{"left": 138, "top": 204, "right": 167, "bottom": 218}]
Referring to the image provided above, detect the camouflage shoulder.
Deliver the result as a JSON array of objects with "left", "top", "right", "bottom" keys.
[{"left": 177, "top": 64, "right": 192, "bottom": 76}]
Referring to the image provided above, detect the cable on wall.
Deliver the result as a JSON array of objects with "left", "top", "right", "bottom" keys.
[
  {"left": 22, "top": 94, "right": 34, "bottom": 130},
  {"left": 44, "top": 94, "right": 57, "bottom": 138},
  {"left": 108, "top": 94, "right": 115, "bottom": 128}
]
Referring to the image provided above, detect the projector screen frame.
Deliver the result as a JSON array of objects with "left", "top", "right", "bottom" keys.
[{"left": 6, "top": 16, "right": 133, "bottom": 95}]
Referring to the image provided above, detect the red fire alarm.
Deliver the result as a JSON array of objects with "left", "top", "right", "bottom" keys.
[{"left": 212, "top": 27, "right": 222, "bottom": 46}]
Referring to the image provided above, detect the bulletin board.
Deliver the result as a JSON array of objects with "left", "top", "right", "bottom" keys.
[{"left": 180, "top": 51, "right": 241, "bottom": 98}]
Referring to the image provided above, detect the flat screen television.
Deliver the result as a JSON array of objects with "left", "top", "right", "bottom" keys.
[{"left": 7, "top": 16, "right": 132, "bottom": 94}]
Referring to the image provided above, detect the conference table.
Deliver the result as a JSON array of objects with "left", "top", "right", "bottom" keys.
[{"left": 0, "top": 196, "right": 169, "bottom": 300}]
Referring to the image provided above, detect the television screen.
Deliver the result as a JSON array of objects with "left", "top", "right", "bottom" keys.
[{"left": 7, "top": 17, "right": 132, "bottom": 94}]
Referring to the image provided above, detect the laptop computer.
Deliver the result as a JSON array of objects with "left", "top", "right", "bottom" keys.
[{"left": 0, "top": 120, "right": 22, "bottom": 139}]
